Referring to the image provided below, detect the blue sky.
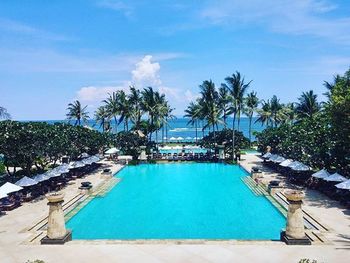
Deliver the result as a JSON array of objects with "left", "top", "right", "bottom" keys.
[{"left": 0, "top": 0, "right": 349, "bottom": 120}]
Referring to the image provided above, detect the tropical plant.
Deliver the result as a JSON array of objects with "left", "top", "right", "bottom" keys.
[
  {"left": 244, "top": 91, "right": 259, "bottom": 146},
  {"left": 223, "top": 71, "right": 252, "bottom": 158},
  {"left": 218, "top": 84, "right": 231, "bottom": 127},
  {"left": 295, "top": 90, "right": 321, "bottom": 119},
  {"left": 128, "top": 86, "right": 143, "bottom": 130},
  {"left": 198, "top": 80, "right": 222, "bottom": 143},
  {"left": 200, "top": 129, "right": 250, "bottom": 155},
  {"left": 162, "top": 102, "right": 175, "bottom": 143},
  {"left": 0, "top": 106, "right": 11, "bottom": 120},
  {"left": 103, "top": 91, "right": 121, "bottom": 133},
  {"left": 141, "top": 87, "right": 168, "bottom": 142},
  {"left": 184, "top": 101, "right": 201, "bottom": 144},
  {"left": 66, "top": 100, "right": 89, "bottom": 126},
  {"left": 94, "top": 106, "right": 111, "bottom": 132},
  {"left": 0, "top": 121, "right": 108, "bottom": 177}
]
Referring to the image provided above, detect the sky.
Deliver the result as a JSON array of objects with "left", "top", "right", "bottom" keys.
[{"left": 0, "top": 0, "right": 349, "bottom": 120}]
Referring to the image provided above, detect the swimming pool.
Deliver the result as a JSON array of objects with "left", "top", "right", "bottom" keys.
[
  {"left": 159, "top": 148, "right": 209, "bottom": 154},
  {"left": 67, "top": 163, "right": 285, "bottom": 240}
]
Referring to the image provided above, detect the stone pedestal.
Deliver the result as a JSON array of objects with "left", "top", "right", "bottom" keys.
[
  {"left": 218, "top": 145, "right": 225, "bottom": 161},
  {"left": 281, "top": 190, "right": 311, "bottom": 245},
  {"left": 41, "top": 193, "right": 72, "bottom": 245},
  {"left": 139, "top": 146, "right": 147, "bottom": 162}
]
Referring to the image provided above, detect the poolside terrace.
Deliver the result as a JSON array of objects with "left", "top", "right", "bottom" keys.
[{"left": 0, "top": 155, "right": 349, "bottom": 262}]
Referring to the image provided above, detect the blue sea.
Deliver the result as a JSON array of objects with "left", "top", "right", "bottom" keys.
[{"left": 34, "top": 117, "right": 264, "bottom": 142}]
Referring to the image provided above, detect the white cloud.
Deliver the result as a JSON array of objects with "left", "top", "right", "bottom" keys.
[
  {"left": 199, "top": 0, "right": 350, "bottom": 43},
  {"left": 76, "top": 86, "right": 128, "bottom": 103},
  {"left": 184, "top": 90, "right": 200, "bottom": 102},
  {"left": 131, "top": 55, "right": 162, "bottom": 86},
  {"left": 75, "top": 55, "right": 190, "bottom": 115},
  {"left": 96, "top": 0, "right": 133, "bottom": 17}
]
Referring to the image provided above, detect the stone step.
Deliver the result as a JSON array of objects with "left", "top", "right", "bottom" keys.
[{"left": 241, "top": 177, "right": 267, "bottom": 196}]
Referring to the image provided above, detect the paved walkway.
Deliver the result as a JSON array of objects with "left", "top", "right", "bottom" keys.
[{"left": 0, "top": 157, "right": 349, "bottom": 263}]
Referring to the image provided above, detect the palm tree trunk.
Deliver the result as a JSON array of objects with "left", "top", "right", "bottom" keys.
[
  {"left": 195, "top": 120, "right": 198, "bottom": 144},
  {"left": 165, "top": 123, "right": 168, "bottom": 143},
  {"left": 237, "top": 110, "right": 241, "bottom": 131},
  {"left": 249, "top": 113, "right": 252, "bottom": 148},
  {"left": 232, "top": 112, "right": 236, "bottom": 160},
  {"left": 212, "top": 123, "right": 216, "bottom": 145}
]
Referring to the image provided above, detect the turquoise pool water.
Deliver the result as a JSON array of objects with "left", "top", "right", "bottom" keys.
[
  {"left": 67, "top": 163, "right": 285, "bottom": 240},
  {"left": 159, "top": 148, "right": 209, "bottom": 154}
]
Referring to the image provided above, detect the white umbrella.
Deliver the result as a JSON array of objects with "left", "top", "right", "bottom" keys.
[
  {"left": 335, "top": 179, "right": 350, "bottom": 190},
  {"left": 118, "top": 155, "right": 133, "bottom": 160},
  {"left": 70, "top": 161, "right": 86, "bottom": 169},
  {"left": 80, "top": 152, "right": 90, "bottom": 158},
  {"left": 268, "top": 154, "right": 279, "bottom": 162},
  {"left": 280, "top": 159, "right": 293, "bottom": 167},
  {"left": 33, "top": 173, "right": 50, "bottom": 182},
  {"left": 274, "top": 156, "right": 286, "bottom": 163},
  {"left": 262, "top": 152, "right": 272, "bottom": 158},
  {"left": 105, "top": 148, "right": 119, "bottom": 154},
  {"left": 45, "top": 170, "right": 61, "bottom": 178},
  {"left": 185, "top": 137, "right": 192, "bottom": 140},
  {"left": 169, "top": 137, "right": 177, "bottom": 141},
  {"left": 90, "top": 155, "right": 100, "bottom": 163},
  {"left": 291, "top": 162, "right": 310, "bottom": 171},
  {"left": 15, "top": 176, "right": 38, "bottom": 187},
  {"left": 287, "top": 161, "right": 302, "bottom": 169},
  {"left": 163, "top": 137, "right": 167, "bottom": 140},
  {"left": 177, "top": 137, "right": 184, "bottom": 140},
  {"left": 82, "top": 158, "right": 93, "bottom": 165},
  {"left": 0, "top": 182, "right": 23, "bottom": 197},
  {"left": 312, "top": 169, "right": 330, "bottom": 179},
  {"left": 324, "top": 172, "right": 347, "bottom": 182},
  {"left": 0, "top": 192, "right": 7, "bottom": 199},
  {"left": 54, "top": 164, "right": 70, "bottom": 173}
]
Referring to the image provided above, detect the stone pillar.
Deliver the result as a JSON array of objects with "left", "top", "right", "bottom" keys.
[
  {"left": 218, "top": 145, "right": 225, "bottom": 161},
  {"left": 139, "top": 146, "right": 147, "bottom": 161},
  {"left": 281, "top": 190, "right": 311, "bottom": 245},
  {"left": 41, "top": 193, "right": 72, "bottom": 244}
]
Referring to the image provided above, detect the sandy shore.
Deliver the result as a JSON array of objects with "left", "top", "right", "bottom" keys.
[{"left": 0, "top": 157, "right": 349, "bottom": 263}]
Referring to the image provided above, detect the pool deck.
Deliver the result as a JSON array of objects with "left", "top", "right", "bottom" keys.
[{"left": 0, "top": 156, "right": 349, "bottom": 262}]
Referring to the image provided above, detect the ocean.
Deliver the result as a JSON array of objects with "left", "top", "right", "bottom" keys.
[{"left": 41, "top": 117, "right": 265, "bottom": 142}]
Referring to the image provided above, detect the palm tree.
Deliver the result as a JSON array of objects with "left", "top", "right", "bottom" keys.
[
  {"left": 244, "top": 91, "right": 259, "bottom": 147},
  {"left": 141, "top": 87, "right": 166, "bottom": 142},
  {"left": 0, "top": 106, "right": 11, "bottom": 120},
  {"left": 323, "top": 75, "right": 341, "bottom": 99},
  {"left": 269, "top": 95, "right": 283, "bottom": 127},
  {"left": 281, "top": 103, "right": 296, "bottom": 125},
  {"left": 199, "top": 80, "right": 222, "bottom": 144},
  {"left": 94, "top": 106, "right": 111, "bottom": 132},
  {"left": 103, "top": 91, "right": 121, "bottom": 133},
  {"left": 295, "top": 90, "right": 321, "bottom": 119},
  {"left": 66, "top": 100, "right": 89, "bottom": 126},
  {"left": 218, "top": 84, "right": 231, "bottom": 127},
  {"left": 224, "top": 71, "right": 252, "bottom": 158},
  {"left": 255, "top": 100, "right": 272, "bottom": 127},
  {"left": 128, "top": 86, "right": 143, "bottom": 130},
  {"left": 256, "top": 95, "right": 285, "bottom": 127},
  {"left": 116, "top": 90, "right": 131, "bottom": 131},
  {"left": 184, "top": 101, "right": 201, "bottom": 144},
  {"left": 162, "top": 103, "right": 176, "bottom": 143}
]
